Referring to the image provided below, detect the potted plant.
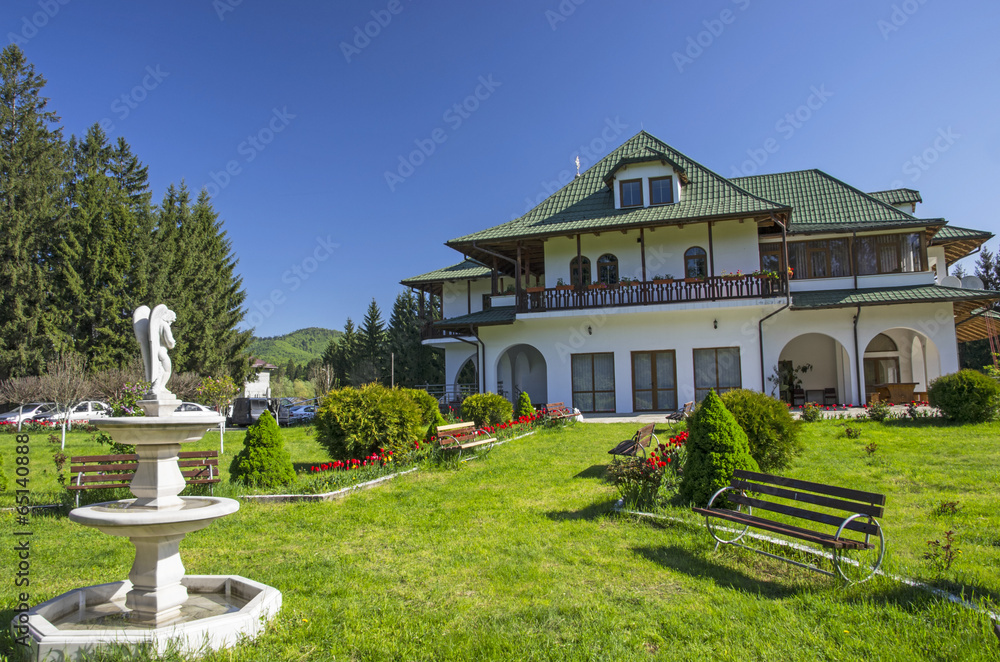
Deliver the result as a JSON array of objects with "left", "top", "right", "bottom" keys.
[
  {"left": 721, "top": 270, "right": 743, "bottom": 281},
  {"left": 618, "top": 276, "right": 639, "bottom": 287},
  {"left": 588, "top": 282, "right": 607, "bottom": 290},
  {"left": 652, "top": 274, "right": 674, "bottom": 284},
  {"left": 683, "top": 275, "right": 705, "bottom": 284},
  {"left": 555, "top": 278, "right": 573, "bottom": 291}
]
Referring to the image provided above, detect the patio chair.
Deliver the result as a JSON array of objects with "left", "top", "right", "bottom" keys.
[{"left": 792, "top": 388, "right": 805, "bottom": 407}]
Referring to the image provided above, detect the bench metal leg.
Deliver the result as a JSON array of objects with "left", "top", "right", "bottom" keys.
[{"left": 833, "top": 515, "right": 885, "bottom": 584}]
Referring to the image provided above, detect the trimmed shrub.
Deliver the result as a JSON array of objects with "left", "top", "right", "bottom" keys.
[
  {"left": 929, "top": 370, "right": 1000, "bottom": 423},
  {"left": 800, "top": 402, "right": 822, "bottom": 423},
  {"left": 720, "top": 389, "right": 801, "bottom": 472},
  {"left": 866, "top": 400, "right": 891, "bottom": 422},
  {"left": 402, "top": 387, "right": 445, "bottom": 428},
  {"left": 229, "top": 410, "right": 295, "bottom": 488},
  {"left": 515, "top": 391, "right": 534, "bottom": 419},
  {"left": 461, "top": 392, "right": 513, "bottom": 427},
  {"left": 680, "top": 390, "right": 759, "bottom": 507},
  {"left": 315, "top": 383, "right": 423, "bottom": 460}
]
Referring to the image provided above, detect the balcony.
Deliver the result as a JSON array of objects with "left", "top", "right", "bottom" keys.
[{"left": 517, "top": 275, "right": 787, "bottom": 313}]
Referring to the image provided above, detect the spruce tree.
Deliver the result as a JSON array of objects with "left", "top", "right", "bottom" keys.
[
  {"left": 357, "top": 299, "right": 387, "bottom": 384},
  {"left": 388, "top": 291, "right": 420, "bottom": 387},
  {"left": 334, "top": 318, "right": 359, "bottom": 386},
  {"left": 0, "top": 45, "right": 68, "bottom": 378}
]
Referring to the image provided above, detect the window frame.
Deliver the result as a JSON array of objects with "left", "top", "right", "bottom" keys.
[
  {"left": 619, "top": 178, "right": 643, "bottom": 208},
  {"left": 631, "top": 350, "right": 677, "bottom": 412},
  {"left": 571, "top": 352, "right": 616, "bottom": 413},
  {"left": 648, "top": 176, "right": 674, "bottom": 206},
  {"left": 693, "top": 347, "right": 742, "bottom": 401},
  {"left": 570, "top": 255, "right": 591, "bottom": 286},
  {"left": 684, "top": 246, "right": 708, "bottom": 279},
  {"left": 597, "top": 253, "right": 619, "bottom": 285}
]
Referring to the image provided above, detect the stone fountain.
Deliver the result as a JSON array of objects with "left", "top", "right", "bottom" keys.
[{"left": 17, "top": 305, "right": 281, "bottom": 661}]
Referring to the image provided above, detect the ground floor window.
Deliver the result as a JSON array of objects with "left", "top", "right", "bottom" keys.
[
  {"left": 864, "top": 357, "right": 900, "bottom": 388},
  {"left": 632, "top": 350, "right": 677, "bottom": 411},
  {"left": 693, "top": 347, "right": 741, "bottom": 401},
  {"left": 572, "top": 353, "right": 615, "bottom": 413}
]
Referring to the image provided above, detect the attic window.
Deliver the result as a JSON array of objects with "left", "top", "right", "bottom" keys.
[
  {"left": 620, "top": 179, "right": 643, "bottom": 208},
  {"left": 649, "top": 176, "right": 674, "bottom": 205}
]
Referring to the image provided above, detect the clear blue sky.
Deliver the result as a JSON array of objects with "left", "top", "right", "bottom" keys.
[{"left": 8, "top": 0, "right": 1000, "bottom": 337}]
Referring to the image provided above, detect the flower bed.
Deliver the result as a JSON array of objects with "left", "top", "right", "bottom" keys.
[{"left": 607, "top": 430, "right": 688, "bottom": 509}]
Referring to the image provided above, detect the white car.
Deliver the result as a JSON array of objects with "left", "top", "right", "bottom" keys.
[
  {"left": 173, "top": 402, "right": 218, "bottom": 416},
  {"left": 288, "top": 405, "right": 317, "bottom": 423},
  {"left": 0, "top": 402, "right": 57, "bottom": 423},
  {"left": 40, "top": 401, "right": 111, "bottom": 423}
]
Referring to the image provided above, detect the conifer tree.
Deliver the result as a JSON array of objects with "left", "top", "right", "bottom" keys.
[
  {"left": 357, "top": 299, "right": 387, "bottom": 384},
  {"left": 0, "top": 45, "right": 68, "bottom": 378},
  {"left": 333, "top": 318, "right": 359, "bottom": 386}
]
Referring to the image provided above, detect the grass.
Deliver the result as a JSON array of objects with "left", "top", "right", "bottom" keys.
[{"left": 2, "top": 419, "right": 1000, "bottom": 660}]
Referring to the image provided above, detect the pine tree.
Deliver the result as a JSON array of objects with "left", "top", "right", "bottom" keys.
[
  {"left": 333, "top": 318, "right": 359, "bottom": 386},
  {"left": 388, "top": 291, "right": 420, "bottom": 387},
  {"left": 357, "top": 299, "right": 387, "bottom": 384},
  {"left": 0, "top": 45, "right": 68, "bottom": 378}
]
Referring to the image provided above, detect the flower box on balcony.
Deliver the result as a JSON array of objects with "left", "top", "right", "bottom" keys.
[
  {"left": 683, "top": 277, "right": 704, "bottom": 284},
  {"left": 588, "top": 283, "right": 607, "bottom": 290},
  {"left": 555, "top": 285, "right": 574, "bottom": 291},
  {"left": 652, "top": 279, "right": 674, "bottom": 285},
  {"left": 526, "top": 286, "right": 546, "bottom": 293}
]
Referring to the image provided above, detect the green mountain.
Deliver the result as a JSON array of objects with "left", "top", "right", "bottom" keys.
[{"left": 250, "top": 327, "right": 341, "bottom": 366}]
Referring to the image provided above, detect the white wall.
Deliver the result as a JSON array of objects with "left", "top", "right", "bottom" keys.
[
  {"left": 442, "top": 277, "right": 492, "bottom": 318},
  {"left": 608, "top": 162, "right": 682, "bottom": 209}
]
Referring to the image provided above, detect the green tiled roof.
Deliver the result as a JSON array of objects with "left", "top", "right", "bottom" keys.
[
  {"left": 401, "top": 259, "right": 490, "bottom": 285},
  {"left": 447, "top": 131, "right": 789, "bottom": 246},
  {"left": 731, "top": 170, "right": 937, "bottom": 232},
  {"left": 791, "top": 285, "right": 1000, "bottom": 309},
  {"left": 435, "top": 306, "right": 516, "bottom": 329},
  {"left": 930, "top": 225, "right": 993, "bottom": 244},
  {"left": 867, "top": 188, "right": 922, "bottom": 206}
]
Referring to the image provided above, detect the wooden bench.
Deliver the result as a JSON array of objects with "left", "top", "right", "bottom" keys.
[
  {"left": 67, "top": 451, "right": 220, "bottom": 507},
  {"left": 435, "top": 421, "right": 497, "bottom": 459},
  {"left": 542, "top": 402, "right": 575, "bottom": 420},
  {"left": 665, "top": 401, "right": 694, "bottom": 428},
  {"left": 607, "top": 423, "right": 658, "bottom": 458},
  {"left": 692, "top": 469, "right": 886, "bottom": 583}
]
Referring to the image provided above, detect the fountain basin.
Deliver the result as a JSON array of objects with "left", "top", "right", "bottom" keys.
[
  {"left": 15, "top": 575, "right": 282, "bottom": 661},
  {"left": 97, "top": 415, "right": 224, "bottom": 447},
  {"left": 70, "top": 497, "right": 239, "bottom": 537}
]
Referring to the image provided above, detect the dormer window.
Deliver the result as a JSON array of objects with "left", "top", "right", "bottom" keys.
[
  {"left": 619, "top": 179, "right": 643, "bottom": 208},
  {"left": 649, "top": 176, "right": 674, "bottom": 205}
]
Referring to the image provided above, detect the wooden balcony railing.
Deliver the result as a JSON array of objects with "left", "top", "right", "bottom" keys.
[{"left": 518, "top": 276, "right": 787, "bottom": 313}]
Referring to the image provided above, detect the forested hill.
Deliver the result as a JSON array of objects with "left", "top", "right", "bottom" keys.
[{"left": 250, "top": 327, "right": 341, "bottom": 366}]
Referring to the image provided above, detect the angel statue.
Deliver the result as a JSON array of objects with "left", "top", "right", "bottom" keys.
[{"left": 133, "top": 304, "right": 178, "bottom": 396}]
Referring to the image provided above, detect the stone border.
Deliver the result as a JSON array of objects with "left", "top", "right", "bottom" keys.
[{"left": 239, "top": 429, "right": 537, "bottom": 504}]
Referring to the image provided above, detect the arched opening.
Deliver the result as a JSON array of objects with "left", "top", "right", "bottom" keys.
[
  {"left": 597, "top": 253, "right": 619, "bottom": 285},
  {"left": 496, "top": 344, "right": 548, "bottom": 406},
  {"left": 864, "top": 328, "right": 940, "bottom": 403},
  {"left": 685, "top": 247, "right": 707, "bottom": 279},
  {"left": 776, "top": 333, "right": 852, "bottom": 405},
  {"left": 570, "top": 256, "right": 591, "bottom": 286}
]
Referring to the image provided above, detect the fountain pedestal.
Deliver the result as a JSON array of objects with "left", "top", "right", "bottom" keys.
[{"left": 16, "top": 410, "right": 281, "bottom": 660}]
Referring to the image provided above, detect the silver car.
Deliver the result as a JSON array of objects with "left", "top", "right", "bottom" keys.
[{"left": 0, "top": 402, "right": 57, "bottom": 423}]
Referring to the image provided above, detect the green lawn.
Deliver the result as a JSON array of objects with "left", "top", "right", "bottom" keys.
[{"left": 2, "top": 419, "right": 999, "bottom": 660}]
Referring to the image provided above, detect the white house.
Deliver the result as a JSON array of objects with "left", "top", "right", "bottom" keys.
[
  {"left": 242, "top": 358, "right": 278, "bottom": 398},
  {"left": 402, "top": 131, "right": 998, "bottom": 413}
]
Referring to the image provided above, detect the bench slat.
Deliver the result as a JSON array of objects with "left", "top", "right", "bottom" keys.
[
  {"left": 727, "top": 493, "right": 881, "bottom": 537},
  {"left": 436, "top": 422, "right": 475, "bottom": 433},
  {"left": 734, "top": 470, "right": 886, "bottom": 506},
  {"left": 456, "top": 438, "right": 496, "bottom": 450},
  {"left": 693, "top": 507, "right": 874, "bottom": 550},
  {"left": 731, "top": 479, "right": 885, "bottom": 519}
]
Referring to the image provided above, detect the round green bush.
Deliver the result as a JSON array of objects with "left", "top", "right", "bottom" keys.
[
  {"left": 315, "top": 383, "right": 424, "bottom": 460},
  {"left": 928, "top": 369, "right": 1000, "bottom": 423},
  {"left": 515, "top": 391, "right": 534, "bottom": 419},
  {"left": 680, "top": 390, "right": 759, "bottom": 507},
  {"left": 720, "top": 389, "right": 801, "bottom": 472},
  {"left": 461, "top": 392, "right": 513, "bottom": 427},
  {"left": 402, "top": 387, "right": 445, "bottom": 428},
  {"left": 229, "top": 410, "right": 295, "bottom": 488}
]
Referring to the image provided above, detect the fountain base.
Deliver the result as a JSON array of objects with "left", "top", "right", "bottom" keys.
[{"left": 13, "top": 576, "right": 281, "bottom": 661}]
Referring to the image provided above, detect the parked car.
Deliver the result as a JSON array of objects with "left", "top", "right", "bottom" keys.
[
  {"left": 0, "top": 402, "right": 57, "bottom": 423},
  {"left": 227, "top": 397, "right": 280, "bottom": 427},
  {"left": 287, "top": 405, "right": 317, "bottom": 423},
  {"left": 38, "top": 400, "right": 110, "bottom": 423},
  {"left": 173, "top": 402, "right": 218, "bottom": 416}
]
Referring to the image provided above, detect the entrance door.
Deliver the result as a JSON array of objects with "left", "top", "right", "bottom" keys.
[{"left": 632, "top": 351, "right": 677, "bottom": 411}]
